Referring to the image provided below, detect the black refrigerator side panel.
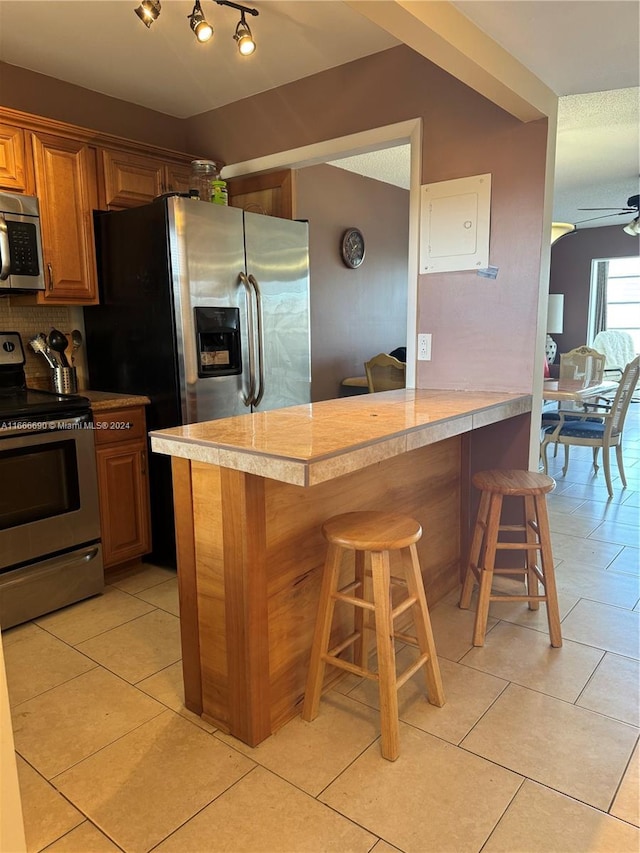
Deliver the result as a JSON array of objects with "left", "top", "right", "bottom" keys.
[{"left": 84, "top": 202, "right": 180, "bottom": 567}]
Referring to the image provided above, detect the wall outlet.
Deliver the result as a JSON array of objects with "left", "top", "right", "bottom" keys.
[{"left": 417, "top": 333, "right": 432, "bottom": 361}]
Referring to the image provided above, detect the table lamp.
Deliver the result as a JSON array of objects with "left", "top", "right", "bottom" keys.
[{"left": 546, "top": 294, "right": 564, "bottom": 363}]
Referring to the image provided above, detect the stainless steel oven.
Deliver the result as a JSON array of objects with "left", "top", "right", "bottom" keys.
[{"left": 0, "top": 333, "right": 103, "bottom": 629}]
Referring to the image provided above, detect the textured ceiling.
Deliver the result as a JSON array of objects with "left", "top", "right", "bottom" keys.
[
  {"left": 0, "top": 1, "right": 638, "bottom": 229},
  {"left": 553, "top": 88, "right": 640, "bottom": 226},
  {"left": 327, "top": 146, "right": 411, "bottom": 191}
]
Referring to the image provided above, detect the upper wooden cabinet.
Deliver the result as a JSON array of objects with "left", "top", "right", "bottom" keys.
[
  {"left": 0, "top": 106, "right": 200, "bottom": 304},
  {"left": 227, "top": 170, "right": 296, "bottom": 219},
  {"left": 0, "top": 123, "right": 31, "bottom": 193},
  {"left": 101, "top": 150, "right": 193, "bottom": 209},
  {"left": 165, "top": 162, "right": 192, "bottom": 195},
  {"left": 31, "top": 131, "right": 99, "bottom": 304}
]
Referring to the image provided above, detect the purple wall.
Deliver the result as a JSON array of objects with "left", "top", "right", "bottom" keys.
[
  {"left": 187, "top": 46, "right": 549, "bottom": 395},
  {"left": 296, "top": 165, "right": 409, "bottom": 402},
  {"left": 549, "top": 225, "right": 640, "bottom": 358},
  {"left": 0, "top": 61, "right": 189, "bottom": 152}
]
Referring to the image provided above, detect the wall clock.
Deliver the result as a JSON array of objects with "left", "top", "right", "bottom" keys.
[{"left": 341, "top": 228, "right": 365, "bottom": 269}]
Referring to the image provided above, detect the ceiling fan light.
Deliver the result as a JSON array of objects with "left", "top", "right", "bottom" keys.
[
  {"left": 189, "top": 1, "right": 213, "bottom": 42},
  {"left": 134, "top": 0, "right": 161, "bottom": 27},
  {"left": 234, "top": 15, "right": 255, "bottom": 55},
  {"left": 623, "top": 216, "right": 640, "bottom": 236},
  {"left": 551, "top": 222, "right": 575, "bottom": 245}
]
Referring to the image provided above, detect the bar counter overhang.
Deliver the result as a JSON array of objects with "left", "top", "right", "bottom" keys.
[{"left": 150, "top": 389, "right": 533, "bottom": 746}]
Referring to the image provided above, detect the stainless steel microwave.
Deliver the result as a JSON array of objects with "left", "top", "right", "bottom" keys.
[{"left": 0, "top": 191, "right": 45, "bottom": 292}]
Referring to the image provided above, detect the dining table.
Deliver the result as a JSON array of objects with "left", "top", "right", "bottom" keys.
[{"left": 542, "top": 378, "right": 619, "bottom": 403}]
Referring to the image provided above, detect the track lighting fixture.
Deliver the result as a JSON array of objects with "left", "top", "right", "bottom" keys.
[
  {"left": 234, "top": 11, "right": 256, "bottom": 55},
  {"left": 135, "top": 0, "right": 258, "bottom": 55},
  {"left": 188, "top": 0, "right": 213, "bottom": 42},
  {"left": 134, "top": 0, "right": 161, "bottom": 28}
]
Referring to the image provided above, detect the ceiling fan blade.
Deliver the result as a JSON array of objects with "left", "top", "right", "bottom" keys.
[
  {"left": 574, "top": 211, "right": 631, "bottom": 224},
  {"left": 577, "top": 207, "right": 632, "bottom": 211}
]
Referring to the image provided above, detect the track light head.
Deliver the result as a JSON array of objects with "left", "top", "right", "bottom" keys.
[
  {"left": 234, "top": 12, "right": 256, "bottom": 55},
  {"left": 188, "top": 0, "right": 213, "bottom": 42},
  {"left": 135, "top": 0, "right": 258, "bottom": 54},
  {"left": 134, "top": 0, "right": 161, "bottom": 28}
]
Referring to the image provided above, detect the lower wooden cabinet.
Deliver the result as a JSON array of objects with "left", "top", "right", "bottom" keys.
[{"left": 93, "top": 406, "right": 151, "bottom": 569}]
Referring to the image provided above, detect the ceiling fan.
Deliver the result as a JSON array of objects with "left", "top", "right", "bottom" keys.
[{"left": 575, "top": 193, "right": 640, "bottom": 232}]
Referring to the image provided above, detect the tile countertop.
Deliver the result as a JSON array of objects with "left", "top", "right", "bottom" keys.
[
  {"left": 81, "top": 390, "right": 151, "bottom": 411},
  {"left": 150, "top": 389, "right": 532, "bottom": 487}
]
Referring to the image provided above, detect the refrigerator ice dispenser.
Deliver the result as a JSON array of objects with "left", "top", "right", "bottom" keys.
[{"left": 195, "top": 307, "right": 242, "bottom": 377}]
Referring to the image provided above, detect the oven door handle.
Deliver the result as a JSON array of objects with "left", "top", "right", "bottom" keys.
[
  {"left": 0, "top": 214, "right": 11, "bottom": 281},
  {"left": 0, "top": 546, "right": 101, "bottom": 585}
]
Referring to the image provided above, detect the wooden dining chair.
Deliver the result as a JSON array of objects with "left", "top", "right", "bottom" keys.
[
  {"left": 559, "top": 346, "right": 605, "bottom": 386},
  {"left": 542, "top": 347, "right": 607, "bottom": 453},
  {"left": 364, "top": 353, "right": 406, "bottom": 392},
  {"left": 541, "top": 356, "right": 640, "bottom": 497}
]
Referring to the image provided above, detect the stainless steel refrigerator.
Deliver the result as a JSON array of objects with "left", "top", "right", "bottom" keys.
[{"left": 84, "top": 196, "right": 310, "bottom": 565}]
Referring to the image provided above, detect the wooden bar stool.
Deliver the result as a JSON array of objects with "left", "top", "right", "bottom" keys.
[
  {"left": 459, "top": 469, "right": 562, "bottom": 648},
  {"left": 302, "top": 510, "right": 445, "bottom": 761}
]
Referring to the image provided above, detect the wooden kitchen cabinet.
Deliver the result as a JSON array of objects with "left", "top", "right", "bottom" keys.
[
  {"left": 227, "top": 169, "right": 296, "bottom": 219},
  {"left": 0, "top": 123, "right": 31, "bottom": 193},
  {"left": 31, "top": 131, "right": 99, "bottom": 303},
  {"left": 165, "top": 161, "right": 192, "bottom": 195},
  {"left": 0, "top": 105, "right": 201, "bottom": 304},
  {"left": 93, "top": 406, "right": 151, "bottom": 570},
  {"left": 100, "top": 148, "right": 193, "bottom": 209}
]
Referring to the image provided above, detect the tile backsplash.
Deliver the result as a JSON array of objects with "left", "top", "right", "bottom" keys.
[{"left": 0, "top": 298, "right": 88, "bottom": 390}]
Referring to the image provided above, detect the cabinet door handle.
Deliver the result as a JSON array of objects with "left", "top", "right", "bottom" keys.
[{"left": 47, "top": 263, "right": 54, "bottom": 290}]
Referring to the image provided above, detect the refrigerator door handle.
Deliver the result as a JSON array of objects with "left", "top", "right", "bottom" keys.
[
  {"left": 248, "top": 273, "right": 265, "bottom": 406},
  {"left": 239, "top": 272, "right": 257, "bottom": 406}
]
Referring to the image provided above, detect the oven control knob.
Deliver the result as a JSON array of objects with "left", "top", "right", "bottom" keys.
[{"left": 3, "top": 340, "right": 15, "bottom": 352}]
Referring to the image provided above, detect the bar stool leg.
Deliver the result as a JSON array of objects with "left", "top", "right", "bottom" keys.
[
  {"left": 460, "top": 490, "right": 491, "bottom": 609},
  {"left": 403, "top": 544, "right": 445, "bottom": 706},
  {"left": 534, "top": 494, "right": 563, "bottom": 648},
  {"left": 524, "top": 495, "right": 540, "bottom": 611},
  {"left": 302, "top": 543, "right": 343, "bottom": 722},
  {"left": 353, "top": 549, "right": 368, "bottom": 670},
  {"left": 473, "top": 493, "right": 502, "bottom": 646},
  {"left": 370, "top": 550, "right": 400, "bottom": 761}
]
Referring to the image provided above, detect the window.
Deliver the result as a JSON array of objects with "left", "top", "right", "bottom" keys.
[{"left": 589, "top": 256, "right": 640, "bottom": 351}]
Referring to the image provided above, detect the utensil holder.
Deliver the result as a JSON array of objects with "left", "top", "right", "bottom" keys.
[{"left": 51, "top": 366, "right": 78, "bottom": 395}]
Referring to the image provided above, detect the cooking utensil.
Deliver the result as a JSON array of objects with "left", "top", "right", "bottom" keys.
[
  {"left": 39, "top": 331, "right": 59, "bottom": 367},
  {"left": 48, "top": 328, "right": 70, "bottom": 368},
  {"left": 71, "top": 329, "right": 83, "bottom": 364},
  {"left": 29, "top": 336, "right": 58, "bottom": 368}
]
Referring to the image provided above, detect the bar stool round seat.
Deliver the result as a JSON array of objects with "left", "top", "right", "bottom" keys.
[
  {"left": 459, "top": 469, "right": 562, "bottom": 648},
  {"left": 322, "top": 510, "right": 423, "bottom": 550},
  {"left": 302, "top": 510, "right": 444, "bottom": 762}
]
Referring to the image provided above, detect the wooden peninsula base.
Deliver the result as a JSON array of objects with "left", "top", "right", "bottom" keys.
[{"left": 151, "top": 390, "right": 532, "bottom": 747}]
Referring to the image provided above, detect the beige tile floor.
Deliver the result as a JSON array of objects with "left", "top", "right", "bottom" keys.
[{"left": 4, "top": 409, "right": 640, "bottom": 853}]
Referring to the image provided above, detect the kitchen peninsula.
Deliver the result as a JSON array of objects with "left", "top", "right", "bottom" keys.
[{"left": 150, "top": 389, "right": 532, "bottom": 747}]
